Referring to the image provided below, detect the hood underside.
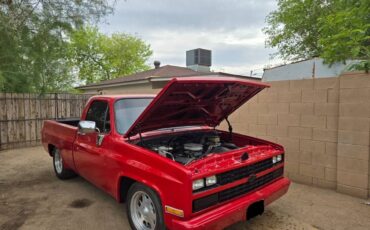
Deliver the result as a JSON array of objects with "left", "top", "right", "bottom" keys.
[{"left": 125, "top": 76, "right": 269, "bottom": 138}]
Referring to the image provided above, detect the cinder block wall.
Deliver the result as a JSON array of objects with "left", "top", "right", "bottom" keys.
[
  {"left": 221, "top": 72, "right": 370, "bottom": 198},
  {"left": 336, "top": 72, "right": 370, "bottom": 198}
]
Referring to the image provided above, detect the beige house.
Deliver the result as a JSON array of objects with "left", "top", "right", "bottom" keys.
[{"left": 77, "top": 49, "right": 260, "bottom": 94}]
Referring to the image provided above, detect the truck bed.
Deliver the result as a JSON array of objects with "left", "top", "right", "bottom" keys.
[{"left": 41, "top": 119, "right": 79, "bottom": 170}]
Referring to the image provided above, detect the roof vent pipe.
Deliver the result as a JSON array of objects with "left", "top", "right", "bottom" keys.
[{"left": 154, "top": 60, "right": 161, "bottom": 69}]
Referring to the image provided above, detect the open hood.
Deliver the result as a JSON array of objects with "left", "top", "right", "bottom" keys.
[{"left": 124, "top": 76, "right": 269, "bottom": 138}]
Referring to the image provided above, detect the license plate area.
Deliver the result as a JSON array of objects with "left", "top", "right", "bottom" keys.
[{"left": 247, "top": 200, "right": 264, "bottom": 220}]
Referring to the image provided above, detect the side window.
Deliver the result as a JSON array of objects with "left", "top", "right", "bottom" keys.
[{"left": 85, "top": 100, "right": 110, "bottom": 133}]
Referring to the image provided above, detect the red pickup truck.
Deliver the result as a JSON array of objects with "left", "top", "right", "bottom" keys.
[{"left": 42, "top": 76, "right": 290, "bottom": 230}]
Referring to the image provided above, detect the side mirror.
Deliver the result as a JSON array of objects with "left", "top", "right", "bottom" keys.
[{"left": 78, "top": 121, "right": 97, "bottom": 135}]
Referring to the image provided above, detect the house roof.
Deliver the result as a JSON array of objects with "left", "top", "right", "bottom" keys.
[{"left": 76, "top": 64, "right": 260, "bottom": 90}]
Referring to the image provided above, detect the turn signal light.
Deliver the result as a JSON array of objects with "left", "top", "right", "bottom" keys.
[{"left": 165, "top": 205, "right": 184, "bottom": 217}]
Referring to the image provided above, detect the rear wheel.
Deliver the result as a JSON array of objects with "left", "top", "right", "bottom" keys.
[
  {"left": 127, "top": 183, "right": 165, "bottom": 230},
  {"left": 52, "top": 148, "right": 76, "bottom": 180}
]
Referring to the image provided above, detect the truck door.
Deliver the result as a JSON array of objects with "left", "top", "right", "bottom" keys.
[{"left": 73, "top": 100, "right": 111, "bottom": 189}]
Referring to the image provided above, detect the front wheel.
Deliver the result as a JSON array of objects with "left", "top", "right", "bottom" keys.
[
  {"left": 127, "top": 183, "right": 165, "bottom": 230},
  {"left": 52, "top": 148, "right": 76, "bottom": 180}
]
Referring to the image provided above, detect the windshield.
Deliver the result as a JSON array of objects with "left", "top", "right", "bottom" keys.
[{"left": 115, "top": 98, "right": 153, "bottom": 134}]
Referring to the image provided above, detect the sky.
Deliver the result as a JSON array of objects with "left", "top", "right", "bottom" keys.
[{"left": 99, "top": 0, "right": 283, "bottom": 77}]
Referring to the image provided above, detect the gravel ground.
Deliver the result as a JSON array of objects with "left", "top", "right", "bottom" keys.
[{"left": 1, "top": 146, "right": 370, "bottom": 230}]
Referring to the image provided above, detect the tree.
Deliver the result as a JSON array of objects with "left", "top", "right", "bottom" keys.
[
  {"left": 318, "top": 0, "right": 370, "bottom": 71},
  {"left": 68, "top": 26, "right": 153, "bottom": 84},
  {"left": 264, "top": 0, "right": 370, "bottom": 70},
  {"left": 0, "top": 71, "right": 5, "bottom": 91},
  {"left": 0, "top": 0, "right": 113, "bottom": 93},
  {"left": 28, "top": 20, "right": 76, "bottom": 93},
  {"left": 0, "top": 8, "right": 31, "bottom": 92}
]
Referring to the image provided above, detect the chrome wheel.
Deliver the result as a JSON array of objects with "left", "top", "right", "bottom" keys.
[
  {"left": 54, "top": 149, "right": 63, "bottom": 174},
  {"left": 130, "top": 191, "right": 157, "bottom": 230}
]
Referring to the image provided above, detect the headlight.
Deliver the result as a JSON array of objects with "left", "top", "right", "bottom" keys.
[
  {"left": 272, "top": 156, "right": 277, "bottom": 164},
  {"left": 273, "top": 154, "right": 283, "bottom": 164},
  {"left": 192, "top": 179, "right": 205, "bottom": 190},
  {"left": 205, "top": 175, "right": 217, "bottom": 186}
]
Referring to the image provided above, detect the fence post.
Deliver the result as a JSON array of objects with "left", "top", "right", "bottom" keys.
[{"left": 54, "top": 93, "right": 58, "bottom": 120}]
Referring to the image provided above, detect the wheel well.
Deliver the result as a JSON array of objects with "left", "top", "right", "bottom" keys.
[
  {"left": 48, "top": 144, "right": 55, "bottom": 157},
  {"left": 119, "top": 176, "right": 136, "bottom": 203}
]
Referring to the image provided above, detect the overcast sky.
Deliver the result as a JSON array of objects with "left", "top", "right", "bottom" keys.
[{"left": 99, "top": 0, "right": 282, "bottom": 77}]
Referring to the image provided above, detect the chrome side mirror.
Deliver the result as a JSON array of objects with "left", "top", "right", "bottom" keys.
[{"left": 78, "top": 120, "right": 97, "bottom": 135}]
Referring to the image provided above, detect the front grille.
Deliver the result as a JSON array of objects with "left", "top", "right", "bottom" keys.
[
  {"left": 217, "top": 158, "right": 274, "bottom": 185},
  {"left": 219, "top": 168, "right": 283, "bottom": 202},
  {"left": 193, "top": 168, "right": 284, "bottom": 213}
]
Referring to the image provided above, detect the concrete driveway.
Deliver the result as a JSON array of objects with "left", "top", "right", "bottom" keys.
[{"left": 1, "top": 146, "right": 370, "bottom": 230}]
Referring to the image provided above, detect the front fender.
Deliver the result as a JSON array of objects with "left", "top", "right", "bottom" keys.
[{"left": 109, "top": 141, "right": 193, "bottom": 222}]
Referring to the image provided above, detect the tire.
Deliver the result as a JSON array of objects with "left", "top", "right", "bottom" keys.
[
  {"left": 52, "top": 148, "right": 76, "bottom": 180},
  {"left": 126, "top": 183, "right": 165, "bottom": 230}
]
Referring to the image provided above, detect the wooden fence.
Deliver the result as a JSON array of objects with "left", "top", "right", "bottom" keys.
[{"left": 0, "top": 93, "right": 94, "bottom": 151}]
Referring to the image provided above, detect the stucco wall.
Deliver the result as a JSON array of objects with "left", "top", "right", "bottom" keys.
[
  {"left": 262, "top": 58, "right": 358, "bottom": 81},
  {"left": 220, "top": 72, "right": 370, "bottom": 198}
]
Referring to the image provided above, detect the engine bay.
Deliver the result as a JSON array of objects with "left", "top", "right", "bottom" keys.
[{"left": 136, "top": 130, "right": 240, "bottom": 165}]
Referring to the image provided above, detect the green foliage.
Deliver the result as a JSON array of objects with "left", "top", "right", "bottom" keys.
[
  {"left": 68, "top": 26, "right": 152, "bottom": 84},
  {"left": 0, "top": 0, "right": 113, "bottom": 93},
  {"left": 264, "top": 0, "right": 370, "bottom": 70},
  {"left": 318, "top": 0, "right": 370, "bottom": 71},
  {"left": 0, "top": 71, "right": 5, "bottom": 91},
  {"left": 264, "top": 0, "right": 329, "bottom": 60}
]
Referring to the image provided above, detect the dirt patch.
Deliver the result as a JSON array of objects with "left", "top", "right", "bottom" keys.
[
  {"left": 0, "top": 196, "right": 41, "bottom": 230},
  {"left": 69, "top": 199, "right": 93, "bottom": 208},
  {"left": 0, "top": 209, "right": 30, "bottom": 230},
  {"left": 227, "top": 209, "right": 317, "bottom": 230},
  {"left": 1, "top": 146, "right": 370, "bottom": 230}
]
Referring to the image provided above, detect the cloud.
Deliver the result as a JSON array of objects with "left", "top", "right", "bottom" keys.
[{"left": 99, "top": 0, "right": 281, "bottom": 75}]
